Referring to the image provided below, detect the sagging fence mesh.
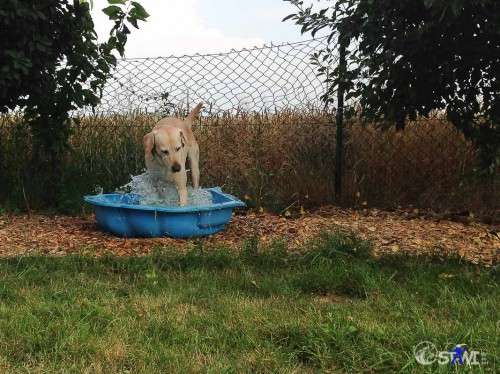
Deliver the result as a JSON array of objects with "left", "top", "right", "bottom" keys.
[
  {"left": 89, "top": 37, "right": 332, "bottom": 115},
  {"left": 0, "top": 37, "right": 498, "bottom": 216}
]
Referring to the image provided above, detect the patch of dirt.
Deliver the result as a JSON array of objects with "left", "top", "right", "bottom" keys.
[{"left": 0, "top": 207, "right": 498, "bottom": 266}]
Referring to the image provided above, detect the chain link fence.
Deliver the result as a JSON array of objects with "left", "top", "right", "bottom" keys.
[
  {"left": 1, "top": 37, "right": 498, "bottom": 216},
  {"left": 89, "top": 37, "right": 332, "bottom": 115}
]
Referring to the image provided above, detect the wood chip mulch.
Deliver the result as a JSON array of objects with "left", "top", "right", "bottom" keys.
[{"left": 0, "top": 207, "right": 498, "bottom": 266}]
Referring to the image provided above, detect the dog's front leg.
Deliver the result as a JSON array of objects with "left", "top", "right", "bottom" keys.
[
  {"left": 189, "top": 143, "right": 200, "bottom": 190},
  {"left": 176, "top": 186, "right": 188, "bottom": 207},
  {"left": 191, "top": 160, "right": 200, "bottom": 190},
  {"left": 146, "top": 171, "right": 161, "bottom": 199},
  {"left": 173, "top": 173, "right": 188, "bottom": 206}
]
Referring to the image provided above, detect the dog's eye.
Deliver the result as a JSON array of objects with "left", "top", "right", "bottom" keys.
[
  {"left": 162, "top": 150, "right": 169, "bottom": 155},
  {"left": 175, "top": 147, "right": 181, "bottom": 152}
]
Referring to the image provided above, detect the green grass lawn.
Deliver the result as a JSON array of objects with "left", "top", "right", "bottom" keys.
[{"left": 0, "top": 230, "right": 498, "bottom": 373}]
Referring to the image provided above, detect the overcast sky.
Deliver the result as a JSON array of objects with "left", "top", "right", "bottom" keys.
[{"left": 90, "top": 0, "right": 328, "bottom": 58}]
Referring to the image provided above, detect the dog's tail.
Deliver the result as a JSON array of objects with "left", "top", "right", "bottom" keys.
[{"left": 186, "top": 102, "right": 203, "bottom": 125}]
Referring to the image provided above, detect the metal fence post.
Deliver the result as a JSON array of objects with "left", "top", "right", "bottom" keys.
[{"left": 335, "top": 33, "right": 348, "bottom": 197}]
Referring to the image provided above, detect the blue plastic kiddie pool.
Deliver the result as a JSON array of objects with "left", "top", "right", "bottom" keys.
[{"left": 84, "top": 187, "right": 245, "bottom": 238}]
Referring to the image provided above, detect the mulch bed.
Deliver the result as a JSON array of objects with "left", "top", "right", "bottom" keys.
[{"left": 0, "top": 207, "right": 498, "bottom": 266}]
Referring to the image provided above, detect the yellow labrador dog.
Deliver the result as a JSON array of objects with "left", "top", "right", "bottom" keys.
[{"left": 143, "top": 103, "right": 202, "bottom": 206}]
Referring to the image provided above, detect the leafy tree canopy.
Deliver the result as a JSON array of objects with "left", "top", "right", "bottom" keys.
[
  {"left": 285, "top": 0, "right": 500, "bottom": 172},
  {"left": 0, "top": 0, "right": 149, "bottom": 154}
]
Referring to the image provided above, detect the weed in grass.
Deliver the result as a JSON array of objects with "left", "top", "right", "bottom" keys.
[
  {"left": 0, "top": 284, "right": 23, "bottom": 303},
  {"left": 314, "top": 229, "right": 374, "bottom": 260},
  {"left": 240, "top": 237, "right": 288, "bottom": 270}
]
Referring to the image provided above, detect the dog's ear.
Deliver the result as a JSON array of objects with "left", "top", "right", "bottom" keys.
[
  {"left": 179, "top": 131, "right": 191, "bottom": 148},
  {"left": 143, "top": 132, "right": 156, "bottom": 160}
]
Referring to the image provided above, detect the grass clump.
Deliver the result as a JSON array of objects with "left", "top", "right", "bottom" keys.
[{"left": 0, "top": 229, "right": 498, "bottom": 373}]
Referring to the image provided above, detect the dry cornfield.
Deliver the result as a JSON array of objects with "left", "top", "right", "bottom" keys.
[{"left": 0, "top": 110, "right": 498, "bottom": 216}]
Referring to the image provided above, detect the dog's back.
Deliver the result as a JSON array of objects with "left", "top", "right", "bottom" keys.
[{"left": 153, "top": 102, "right": 202, "bottom": 136}]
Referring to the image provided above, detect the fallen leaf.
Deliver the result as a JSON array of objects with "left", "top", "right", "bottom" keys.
[
  {"left": 439, "top": 273, "right": 455, "bottom": 279},
  {"left": 0, "top": 209, "right": 497, "bottom": 267}
]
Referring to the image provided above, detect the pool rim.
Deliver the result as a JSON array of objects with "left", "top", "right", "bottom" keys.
[{"left": 83, "top": 187, "right": 245, "bottom": 213}]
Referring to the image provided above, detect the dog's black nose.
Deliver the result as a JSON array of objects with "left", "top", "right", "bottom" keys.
[{"left": 171, "top": 164, "right": 181, "bottom": 173}]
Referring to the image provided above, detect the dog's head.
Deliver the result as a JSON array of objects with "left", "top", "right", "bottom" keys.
[{"left": 143, "top": 127, "right": 189, "bottom": 173}]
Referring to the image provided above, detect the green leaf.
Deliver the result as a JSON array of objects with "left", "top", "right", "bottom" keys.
[
  {"left": 107, "top": 36, "right": 117, "bottom": 49},
  {"left": 131, "top": 2, "right": 149, "bottom": 19},
  {"left": 102, "top": 5, "right": 121, "bottom": 17},
  {"left": 127, "top": 15, "right": 139, "bottom": 29},
  {"left": 122, "top": 24, "right": 130, "bottom": 35},
  {"left": 107, "top": 0, "right": 126, "bottom": 4}
]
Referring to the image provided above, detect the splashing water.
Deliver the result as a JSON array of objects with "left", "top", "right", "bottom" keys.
[{"left": 116, "top": 171, "right": 213, "bottom": 207}]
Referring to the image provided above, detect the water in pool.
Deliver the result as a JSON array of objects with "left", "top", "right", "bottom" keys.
[{"left": 113, "top": 171, "right": 213, "bottom": 207}]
